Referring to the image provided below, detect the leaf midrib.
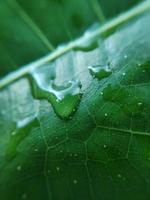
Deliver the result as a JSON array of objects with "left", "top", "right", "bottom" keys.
[{"left": 0, "top": 0, "right": 150, "bottom": 89}]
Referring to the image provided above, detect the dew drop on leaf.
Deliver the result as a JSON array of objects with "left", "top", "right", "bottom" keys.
[
  {"left": 73, "top": 179, "right": 78, "bottom": 184},
  {"left": 88, "top": 65, "right": 112, "bottom": 80},
  {"left": 29, "top": 67, "right": 82, "bottom": 120},
  {"left": 117, "top": 174, "right": 122, "bottom": 178},
  {"left": 56, "top": 166, "right": 60, "bottom": 171},
  {"left": 17, "top": 165, "right": 21, "bottom": 171},
  {"left": 21, "top": 193, "right": 27, "bottom": 199}
]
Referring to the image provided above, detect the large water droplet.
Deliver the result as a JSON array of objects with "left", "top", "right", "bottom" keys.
[
  {"left": 88, "top": 65, "right": 112, "bottom": 80},
  {"left": 29, "top": 66, "right": 82, "bottom": 120}
]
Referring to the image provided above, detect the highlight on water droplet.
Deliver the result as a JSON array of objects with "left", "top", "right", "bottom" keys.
[
  {"left": 73, "top": 179, "right": 78, "bottom": 184},
  {"left": 117, "top": 174, "right": 122, "bottom": 178},
  {"left": 88, "top": 64, "right": 112, "bottom": 80},
  {"left": 56, "top": 166, "right": 60, "bottom": 171},
  {"left": 17, "top": 165, "right": 21, "bottom": 171},
  {"left": 29, "top": 66, "right": 82, "bottom": 120}
]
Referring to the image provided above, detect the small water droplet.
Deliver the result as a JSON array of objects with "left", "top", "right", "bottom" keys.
[
  {"left": 22, "top": 193, "right": 27, "bottom": 199},
  {"left": 56, "top": 166, "right": 60, "bottom": 171},
  {"left": 104, "top": 113, "right": 108, "bottom": 117},
  {"left": 34, "top": 148, "right": 38, "bottom": 152},
  {"left": 88, "top": 65, "right": 112, "bottom": 80},
  {"left": 73, "top": 179, "right": 78, "bottom": 184},
  {"left": 123, "top": 99, "right": 144, "bottom": 117},
  {"left": 17, "top": 165, "right": 21, "bottom": 171},
  {"left": 117, "top": 174, "right": 122, "bottom": 178},
  {"left": 122, "top": 72, "right": 126, "bottom": 76},
  {"left": 12, "top": 131, "right": 16, "bottom": 136},
  {"left": 124, "top": 54, "right": 128, "bottom": 59}
]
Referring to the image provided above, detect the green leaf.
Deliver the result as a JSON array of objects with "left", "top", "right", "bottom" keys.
[
  {"left": 0, "top": 0, "right": 140, "bottom": 77},
  {"left": 0, "top": 1, "right": 150, "bottom": 200}
]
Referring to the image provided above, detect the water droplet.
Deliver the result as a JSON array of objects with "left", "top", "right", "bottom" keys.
[
  {"left": 56, "top": 166, "right": 60, "bottom": 171},
  {"left": 104, "top": 113, "right": 108, "bottom": 117},
  {"left": 22, "top": 193, "right": 27, "bottom": 199},
  {"left": 73, "top": 179, "right": 78, "bottom": 184},
  {"left": 122, "top": 72, "right": 126, "bottom": 76},
  {"left": 88, "top": 65, "right": 112, "bottom": 80},
  {"left": 124, "top": 54, "right": 128, "bottom": 59},
  {"left": 117, "top": 174, "right": 122, "bottom": 178},
  {"left": 103, "top": 144, "right": 107, "bottom": 148},
  {"left": 30, "top": 67, "right": 82, "bottom": 120},
  {"left": 138, "top": 102, "right": 142, "bottom": 106},
  {"left": 123, "top": 99, "right": 144, "bottom": 117},
  {"left": 17, "top": 165, "right": 21, "bottom": 171},
  {"left": 34, "top": 148, "right": 38, "bottom": 152},
  {"left": 11, "top": 131, "right": 16, "bottom": 136}
]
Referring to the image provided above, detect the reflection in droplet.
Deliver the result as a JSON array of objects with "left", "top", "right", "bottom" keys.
[{"left": 73, "top": 179, "right": 78, "bottom": 184}]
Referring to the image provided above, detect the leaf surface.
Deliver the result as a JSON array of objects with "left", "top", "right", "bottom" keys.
[{"left": 0, "top": 1, "right": 150, "bottom": 200}]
